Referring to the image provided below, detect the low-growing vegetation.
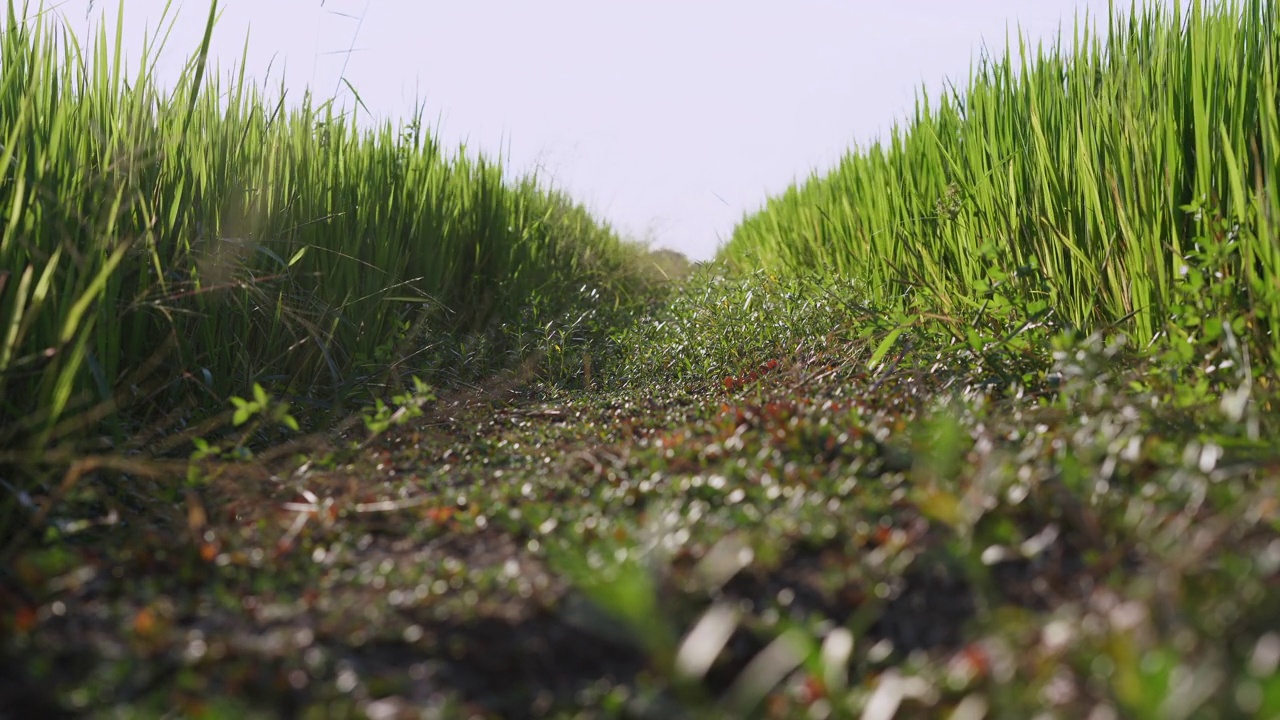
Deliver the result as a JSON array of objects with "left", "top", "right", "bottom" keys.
[{"left": 3, "top": 1, "right": 1280, "bottom": 718}]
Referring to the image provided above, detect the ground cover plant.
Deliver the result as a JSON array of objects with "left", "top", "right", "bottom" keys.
[
  {"left": 5, "top": 273, "right": 1280, "bottom": 718},
  {"left": 3, "top": 0, "right": 1280, "bottom": 718}
]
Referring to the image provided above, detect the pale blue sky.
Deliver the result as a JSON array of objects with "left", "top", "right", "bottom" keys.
[{"left": 28, "top": 1, "right": 1137, "bottom": 259}]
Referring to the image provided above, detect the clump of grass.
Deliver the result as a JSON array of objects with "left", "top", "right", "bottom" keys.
[
  {"left": 0, "top": 1, "right": 658, "bottom": 466},
  {"left": 723, "top": 0, "right": 1280, "bottom": 369}
]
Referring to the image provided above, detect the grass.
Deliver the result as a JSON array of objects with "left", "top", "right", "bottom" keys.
[
  {"left": 723, "top": 0, "right": 1280, "bottom": 367},
  {"left": 0, "top": 0, "right": 662, "bottom": 489},
  {"left": 3, "top": 0, "right": 1280, "bottom": 718}
]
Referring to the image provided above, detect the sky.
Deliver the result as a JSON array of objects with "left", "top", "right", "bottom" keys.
[{"left": 22, "top": 0, "right": 1138, "bottom": 260}]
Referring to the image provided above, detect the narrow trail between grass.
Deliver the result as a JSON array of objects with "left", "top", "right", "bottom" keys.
[{"left": 8, "top": 330, "right": 1280, "bottom": 718}]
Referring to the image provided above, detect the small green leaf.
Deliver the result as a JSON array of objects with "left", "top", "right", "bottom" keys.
[
  {"left": 1204, "top": 318, "right": 1223, "bottom": 342},
  {"left": 967, "top": 328, "right": 987, "bottom": 353},
  {"left": 869, "top": 322, "right": 909, "bottom": 370}
]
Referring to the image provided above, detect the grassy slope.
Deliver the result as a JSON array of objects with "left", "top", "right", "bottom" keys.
[{"left": 4, "top": 1, "right": 1280, "bottom": 719}]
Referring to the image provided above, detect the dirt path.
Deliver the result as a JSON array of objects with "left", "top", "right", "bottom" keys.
[{"left": 5, "top": 342, "right": 1280, "bottom": 718}]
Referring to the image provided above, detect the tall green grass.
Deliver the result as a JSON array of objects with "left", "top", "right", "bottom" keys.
[
  {"left": 724, "top": 0, "right": 1280, "bottom": 365},
  {"left": 0, "top": 0, "right": 654, "bottom": 453}
]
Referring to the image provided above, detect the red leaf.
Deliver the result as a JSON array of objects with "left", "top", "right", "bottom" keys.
[{"left": 13, "top": 606, "right": 37, "bottom": 633}]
